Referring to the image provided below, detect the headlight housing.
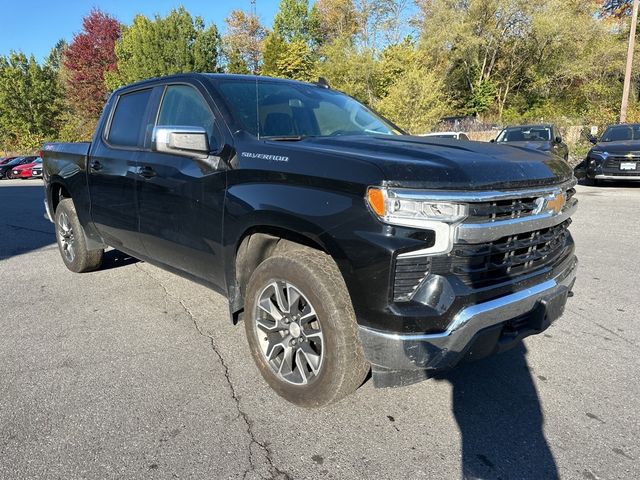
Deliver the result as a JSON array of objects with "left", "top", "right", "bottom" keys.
[
  {"left": 366, "top": 186, "right": 468, "bottom": 255},
  {"left": 367, "top": 187, "right": 468, "bottom": 227},
  {"left": 590, "top": 150, "right": 608, "bottom": 160}
]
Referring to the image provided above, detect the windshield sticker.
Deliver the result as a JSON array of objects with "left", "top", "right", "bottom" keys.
[{"left": 241, "top": 152, "right": 289, "bottom": 162}]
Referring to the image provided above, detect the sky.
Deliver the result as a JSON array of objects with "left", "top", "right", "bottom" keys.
[{"left": 0, "top": 0, "right": 280, "bottom": 61}]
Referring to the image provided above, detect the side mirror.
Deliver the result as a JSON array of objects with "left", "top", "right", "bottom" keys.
[
  {"left": 152, "top": 126, "right": 209, "bottom": 159},
  {"left": 490, "top": 138, "right": 496, "bottom": 143},
  {"left": 555, "top": 136, "right": 562, "bottom": 144},
  {"left": 588, "top": 135, "right": 598, "bottom": 145}
]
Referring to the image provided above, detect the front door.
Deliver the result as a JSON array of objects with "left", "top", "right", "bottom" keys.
[{"left": 136, "top": 83, "right": 227, "bottom": 289}]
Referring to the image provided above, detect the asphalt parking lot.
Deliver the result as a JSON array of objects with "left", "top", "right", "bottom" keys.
[{"left": 0, "top": 178, "right": 638, "bottom": 479}]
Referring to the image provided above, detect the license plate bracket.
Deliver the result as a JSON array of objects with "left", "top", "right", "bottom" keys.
[
  {"left": 531, "top": 288, "right": 569, "bottom": 331},
  {"left": 620, "top": 162, "right": 637, "bottom": 170}
]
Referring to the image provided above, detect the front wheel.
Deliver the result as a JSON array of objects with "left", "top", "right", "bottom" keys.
[
  {"left": 244, "top": 248, "right": 369, "bottom": 407},
  {"left": 55, "top": 198, "right": 104, "bottom": 273}
]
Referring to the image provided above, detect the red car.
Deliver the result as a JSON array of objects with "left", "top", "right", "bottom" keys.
[{"left": 10, "top": 157, "right": 42, "bottom": 179}]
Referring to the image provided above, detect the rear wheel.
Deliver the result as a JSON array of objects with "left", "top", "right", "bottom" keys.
[
  {"left": 244, "top": 248, "right": 369, "bottom": 407},
  {"left": 6, "top": 170, "right": 13, "bottom": 179},
  {"left": 55, "top": 198, "right": 104, "bottom": 273}
]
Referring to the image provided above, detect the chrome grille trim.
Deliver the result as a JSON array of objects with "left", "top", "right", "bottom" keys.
[
  {"left": 455, "top": 197, "right": 577, "bottom": 244},
  {"left": 384, "top": 179, "right": 576, "bottom": 203}
]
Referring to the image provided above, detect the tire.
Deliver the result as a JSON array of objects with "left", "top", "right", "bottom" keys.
[
  {"left": 54, "top": 198, "right": 104, "bottom": 273},
  {"left": 244, "top": 248, "right": 369, "bottom": 408},
  {"left": 6, "top": 170, "right": 13, "bottom": 179}
]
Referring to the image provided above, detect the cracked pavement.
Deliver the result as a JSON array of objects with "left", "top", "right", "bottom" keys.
[{"left": 1, "top": 179, "right": 639, "bottom": 479}]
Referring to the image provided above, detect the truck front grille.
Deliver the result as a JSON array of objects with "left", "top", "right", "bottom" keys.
[
  {"left": 432, "top": 219, "right": 573, "bottom": 287},
  {"left": 393, "top": 256, "right": 431, "bottom": 301},
  {"left": 602, "top": 159, "right": 639, "bottom": 174},
  {"left": 467, "top": 188, "right": 575, "bottom": 223}
]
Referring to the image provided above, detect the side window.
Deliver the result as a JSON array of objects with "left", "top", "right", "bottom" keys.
[
  {"left": 157, "top": 85, "right": 219, "bottom": 151},
  {"left": 108, "top": 89, "right": 152, "bottom": 147}
]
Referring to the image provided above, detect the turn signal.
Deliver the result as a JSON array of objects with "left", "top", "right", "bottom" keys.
[{"left": 367, "top": 188, "right": 386, "bottom": 216}]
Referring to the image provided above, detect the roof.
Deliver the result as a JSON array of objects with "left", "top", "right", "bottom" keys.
[
  {"left": 504, "top": 124, "right": 553, "bottom": 129},
  {"left": 112, "top": 72, "right": 323, "bottom": 94}
]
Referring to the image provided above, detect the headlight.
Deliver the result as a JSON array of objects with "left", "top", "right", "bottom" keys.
[
  {"left": 367, "top": 187, "right": 468, "bottom": 227},
  {"left": 590, "top": 150, "right": 608, "bottom": 160},
  {"left": 366, "top": 186, "right": 468, "bottom": 256}
]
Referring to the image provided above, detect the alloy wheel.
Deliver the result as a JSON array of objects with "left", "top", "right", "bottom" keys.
[
  {"left": 254, "top": 280, "right": 324, "bottom": 385},
  {"left": 57, "top": 211, "right": 76, "bottom": 263}
]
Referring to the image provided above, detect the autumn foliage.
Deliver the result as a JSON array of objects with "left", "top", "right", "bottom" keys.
[{"left": 62, "top": 9, "right": 120, "bottom": 124}]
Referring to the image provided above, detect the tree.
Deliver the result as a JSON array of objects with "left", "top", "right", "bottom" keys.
[
  {"left": 0, "top": 52, "right": 63, "bottom": 152},
  {"left": 62, "top": 9, "right": 120, "bottom": 139},
  {"left": 222, "top": 9, "right": 267, "bottom": 74},
  {"left": 273, "top": 0, "right": 319, "bottom": 44},
  {"left": 315, "top": 37, "right": 379, "bottom": 105},
  {"left": 376, "top": 65, "right": 447, "bottom": 133},
  {"left": 313, "top": 0, "right": 359, "bottom": 44},
  {"left": 107, "top": 7, "right": 221, "bottom": 89},
  {"left": 262, "top": 0, "right": 322, "bottom": 79}
]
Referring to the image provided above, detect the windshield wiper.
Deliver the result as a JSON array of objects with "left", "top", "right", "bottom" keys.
[{"left": 261, "top": 135, "right": 309, "bottom": 141}]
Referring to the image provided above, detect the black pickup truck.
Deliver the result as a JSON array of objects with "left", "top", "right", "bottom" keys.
[{"left": 42, "top": 74, "right": 578, "bottom": 407}]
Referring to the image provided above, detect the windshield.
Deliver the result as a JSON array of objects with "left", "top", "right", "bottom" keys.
[
  {"left": 6, "top": 157, "right": 25, "bottom": 166},
  {"left": 217, "top": 79, "right": 401, "bottom": 138},
  {"left": 496, "top": 126, "right": 551, "bottom": 142},
  {"left": 600, "top": 124, "right": 640, "bottom": 142}
]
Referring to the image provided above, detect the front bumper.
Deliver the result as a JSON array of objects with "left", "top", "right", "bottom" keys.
[
  {"left": 594, "top": 174, "right": 640, "bottom": 181},
  {"left": 359, "top": 255, "right": 577, "bottom": 384}
]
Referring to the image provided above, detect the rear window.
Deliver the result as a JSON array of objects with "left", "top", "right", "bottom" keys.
[{"left": 108, "top": 89, "right": 152, "bottom": 147}]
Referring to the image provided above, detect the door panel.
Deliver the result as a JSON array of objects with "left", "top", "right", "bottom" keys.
[
  {"left": 136, "top": 84, "right": 227, "bottom": 288},
  {"left": 136, "top": 154, "right": 226, "bottom": 287},
  {"left": 88, "top": 88, "right": 155, "bottom": 254},
  {"left": 88, "top": 143, "right": 142, "bottom": 252}
]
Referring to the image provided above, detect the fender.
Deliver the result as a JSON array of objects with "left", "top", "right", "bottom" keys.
[{"left": 222, "top": 181, "right": 367, "bottom": 316}]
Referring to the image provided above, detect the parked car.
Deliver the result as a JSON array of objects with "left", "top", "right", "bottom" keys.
[
  {"left": 11, "top": 157, "right": 42, "bottom": 179},
  {"left": 0, "top": 156, "right": 37, "bottom": 179},
  {"left": 42, "top": 73, "right": 577, "bottom": 407},
  {"left": 31, "top": 162, "right": 43, "bottom": 178},
  {"left": 493, "top": 124, "right": 569, "bottom": 161},
  {"left": 575, "top": 123, "right": 640, "bottom": 184},
  {"left": 0, "top": 156, "right": 18, "bottom": 165},
  {"left": 420, "top": 131, "right": 470, "bottom": 140}
]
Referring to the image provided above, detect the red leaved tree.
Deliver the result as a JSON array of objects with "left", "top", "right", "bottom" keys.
[{"left": 62, "top": 9, "right": 120, "bottom": 138}]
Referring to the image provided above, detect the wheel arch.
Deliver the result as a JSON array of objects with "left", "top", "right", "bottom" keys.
[{"left": 226, "top": 220, "right": 351, "bottom": 322}]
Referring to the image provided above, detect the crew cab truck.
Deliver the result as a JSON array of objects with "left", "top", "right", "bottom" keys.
[{"left": 42, "top": 74, "right": 578, "bottom": 407}]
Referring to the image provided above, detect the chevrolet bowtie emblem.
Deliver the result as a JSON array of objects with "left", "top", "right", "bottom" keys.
[{"left": 546, "top": 193, "right": 566, "bottom": 214}]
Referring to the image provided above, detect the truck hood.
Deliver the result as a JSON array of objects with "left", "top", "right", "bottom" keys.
[
  {"left": 592, "top": 140, "right": 640, "bottom": 154},
  {"left": 298, "top": 135, "right": 572, "bottom": 190}
]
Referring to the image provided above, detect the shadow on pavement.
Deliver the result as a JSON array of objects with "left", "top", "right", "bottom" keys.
[
  {"left": 100, "top": 249, "right": 140, "bottom": 270},
  {"left": 435, "top": 343, "right": 558, "bottom": 479},
  {"left": 0, "top": 183, "right": 138, "bottom": 271},
  {"left": 0, "top": 183, "right": 55, "bottom": 260}
]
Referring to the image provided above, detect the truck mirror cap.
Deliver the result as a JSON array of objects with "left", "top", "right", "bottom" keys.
[{"left": 152, "top": 126, "right": 209, "bottom": 159}]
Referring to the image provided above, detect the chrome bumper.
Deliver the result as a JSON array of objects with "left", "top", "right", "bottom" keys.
[
  {"left": 359, "top": 256, "right": 578, "bottom": 372},
  {"left": 595, "top": 174, "right": 640, "bottom": 181}
]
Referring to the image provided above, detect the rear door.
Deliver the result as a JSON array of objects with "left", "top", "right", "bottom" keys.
[
  {"left": 136, "top": 82, "right": 228, "bottom": 288},
  {"left": 88, "top": 87, "right": 156, "bottom": 255}
]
